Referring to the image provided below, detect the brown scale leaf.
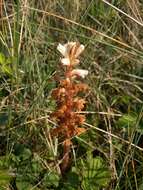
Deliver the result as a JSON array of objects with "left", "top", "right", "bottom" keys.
[
  {"left": 60, "top": 79, "right": 71, "bottom": 87},
  {"left": 73, "top": 83, "right": 89, "bottom": 94},
  {"left": 74, "top": 114, "right": 85, "bottom": 125},
  {"left": 73, "top": 98, "right": 86, "bottom": 111},
  {"left": 75, "top": 127, "right": 86, "bottom": 136},
  {"left": 51, "top": 87, "right": 66, "bottom": 99}
]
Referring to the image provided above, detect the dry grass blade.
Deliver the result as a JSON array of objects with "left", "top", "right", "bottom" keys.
[
  {"left": 102, "top": 0, "right": 143, "bottom": 27},
  {"left": 84, "top": 122, "right": 143, "bottom": 152},
  {"left": 24, "top": 6, "right": 133, "bottom": 49}
]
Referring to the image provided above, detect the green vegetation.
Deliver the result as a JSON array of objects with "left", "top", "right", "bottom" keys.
[{"left": 0, "top": 0, "right": 143, "bottom": 189}]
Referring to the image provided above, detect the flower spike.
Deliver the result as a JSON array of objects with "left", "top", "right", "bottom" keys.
[{"left": 51, "top": 41, "right": 89, "bottom": 174}]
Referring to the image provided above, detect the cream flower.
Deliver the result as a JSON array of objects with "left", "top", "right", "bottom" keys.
[
  {"left": 75, "top": 44, "right": 85, "bottom": 58},
  {"left": 60, "top": 58, "right": 71, "bottom": 66},
  {"left": 71, "top": 69, "right": 88, "bottom": 78},
  {"left": 57, "top": 42, "right": 76, "bottom": 57},
  {"left": 57, "top": 42, "right": 85, "bottom": 66},
  {"left": 57, "top": 43, "right": 67, "bottom": 57}
]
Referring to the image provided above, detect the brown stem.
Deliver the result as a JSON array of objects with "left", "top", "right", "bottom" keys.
[
  {"left": 60, "top": 139, "right": 71, "bottom": 174},
  {"left": 0, "top": 0, "right": 3, "bottom": 18}
]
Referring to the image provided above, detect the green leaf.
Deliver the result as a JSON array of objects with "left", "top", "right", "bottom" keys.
[
  {"left": 81, "top": 155, "right": 111, "bottom": 190},
  {"left": 0, "top": 53, "right": 5, "bottom": 64},
  {"left": 1, "top": 64, "right": 12, "bottom": 75},
  {"left": 121, "top": 95, "right": 132, "bottom": 104},
  {"left": 0, "top": 169, "right": 14, "bottom": 186},
  {"left": 43, "top": 171, "right": 60, "bottom": 188},
  {"left": 16, "top": 181, "right": 40, "bottom": 190},
  {"left": 117, "top": 113, "right": 137, "bottom": 128},
  {"left": 21, "top": 148, "right": 32, "bottom": 161},
  {"left": 67, "top": 172, "right": 79, "bottom": 188},
  {"left": 0, "top": 53, "right": 13, "bottom": 75},
  {"left": 61, "top": 187, "right": 77, "bottom": 190},
  {"left": 14, "top": 145, "right": 32, "bottom": 161}
]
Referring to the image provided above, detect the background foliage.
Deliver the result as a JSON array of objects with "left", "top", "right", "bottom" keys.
[{"left": 0, "top": 0, "right": 143, "bottom": 189}]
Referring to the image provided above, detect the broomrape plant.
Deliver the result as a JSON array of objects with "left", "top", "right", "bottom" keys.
[{"left": 51, "top": 42, "right": 89, "bottom": 174}]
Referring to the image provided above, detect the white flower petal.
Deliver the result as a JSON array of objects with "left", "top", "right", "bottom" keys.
[
  {"left": 57, "top": 43, "right": 67, "bottom": 56},
  {"left": 74, "top": 59, "right": 80, "bottom": 65},
  {"left": 65, "top": 42, "right": 76, "bottom": 48},
  {"left": 71, "top": 69, "right": 88, "bottom": 78},
  {"left": 75, "top": 44, "right": 85, "bottom": 58},
  {"left": 61, "top": 58, "right": 71, "bottom": 65},
  {"left": 64, "top": 42, "right": 76, "bottom": 56}
]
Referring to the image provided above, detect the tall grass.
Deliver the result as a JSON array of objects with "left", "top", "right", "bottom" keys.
[{"left": 0, "top": 0, "right": 143, "bottom": 189}]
